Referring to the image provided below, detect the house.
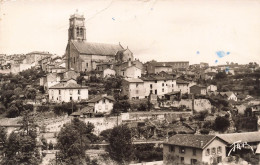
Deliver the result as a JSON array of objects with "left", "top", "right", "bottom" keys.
[
  {"left": 121, "top": 78, "right": 145, "bottom": 100},
  {"left": 190, "top": 85, "right": 207, "bottom": 95},
  {"left": 96, "top": 63, "right": 113, "bottom": 72},
  {"left": 176, "top": 79, "right": 190, "bottom": 94},
  {"left": 87, "top": 95, "right": 115, "bottom": 114},
  {"left": 103, "top": 68, "right": 116, "bottom": 78},
  {"left": 48, "top": 79, "right": 88, "bottom": 103},
  {"left": 141, "top": 74, "right": 177, "bottom": 98},
  {"left": 65, "top": 13, "right": 126, "bottom": 72},
  {"left": 207, "top": 85, "right": 217, "bottom": 93},
  {"left": 163, "top": 134, "right": 227, "bottom": 165},
  {"left": 115, "top": 47, "right": 133, "bottom": 63},
  {"left": 219, "top": 92, "right": 237, "bottom": 101},
  {"left": 25, "top": 51, "right": 52, "bottom": 65},
  {"left": 120, "top": 65, "right": 141, "bottom": 78},
  {"left": 217, "top": 131, "right": 260, "bottom": 157}
]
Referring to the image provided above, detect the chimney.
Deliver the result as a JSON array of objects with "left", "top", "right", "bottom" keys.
[{"left": 200, "top": 141, "right": 204, "bottom": 147}]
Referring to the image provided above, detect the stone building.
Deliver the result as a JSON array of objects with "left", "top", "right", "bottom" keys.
[{"left": 65, "top": 13, "right": 128, "bottom": 72}]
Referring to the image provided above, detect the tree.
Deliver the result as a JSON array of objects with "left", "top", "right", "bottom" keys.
[
  {"left": 107, "top": 124, "right": 134, "bottom": 164},
  {"left": 56, "top": 118, "right": 96, "bottom": 164},
  {"left": 215, "top": 71, "right": 227, "bottom": 80},
  {"left": 214, "top": 116, "right": 230, "bottom": 132},
  {"left": 1, "top": 111, "right": 41, "bottom": 165}
]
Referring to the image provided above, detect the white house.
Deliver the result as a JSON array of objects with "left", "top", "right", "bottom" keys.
[
  {"left": 163, "top": 134, "right": 227, "bottom": 165},
  {"left": 103, "top": 68, "right": 116, "bottom": 78},
  {"left": 219, "top": 92, "right": 237, "bottom": 101},
  {"left": 87, "top": 95, "right": 115, "bottom": 114},
  {"left": 176, "top": 80, "right": 190, "bottom": 94},
  {"left": 207, "top": 85, "right": 217, "bottom": 93},
  {"left": 48, "top": 79, "right": 88, "bottom": 103},
  {"left": 141, "top": 75, "right": 177, "bottom": 98},
  {"left": 121, "top": 78, "right": 146, "bottom": 100},
  {"left": 120, "top": 65, "right": 141, "bottom": 78}
]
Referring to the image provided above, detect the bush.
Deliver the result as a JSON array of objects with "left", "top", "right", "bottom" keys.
[
  {"left": 214, "top": 116, "right": 230, "bottom": 132},
  {"left": 200, "top": 129, "right": 210, "bottom": 135}
]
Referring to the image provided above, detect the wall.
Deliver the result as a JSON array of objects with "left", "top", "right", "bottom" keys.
[
  {"left": 94, "top": 98, "right": 114, "bottom": 113},
  {"left": 103, "top": 68, "right": 115, "bottom": 78},
  {"left": 81, "top": 116, "right": 121, "bottom": 135},
  {"left": 49, "top": 88, "right": 88, "bottom": 103},
  {"left": 172, "top": 99, "right": 211, "bottom": 112},
  {"left": 202, "top": 138, "right": 226, "bottom": 164},
  {"left": 163, "top": 144, "right": 203, "bottom": 164},
  {"left": 123, "top": 66, "right": 141, "bottom": 78}
]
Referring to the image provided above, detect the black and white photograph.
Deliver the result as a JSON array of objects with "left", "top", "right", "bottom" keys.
[{"left": 0, "top": 0, "right": 260, "bottom": 164}]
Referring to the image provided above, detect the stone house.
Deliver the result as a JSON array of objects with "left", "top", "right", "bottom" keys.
[
  {"left": 190, "top": 85, "right": 207, "bottom": 95},
  {"left": 48, "top": 79, "right": 88, "bottom": 103},
  {"left": 87, "top": 95, "right": 115, "bottom": 114},
  {"left": 121, "top": 78, "right": 146, "bottom": 100},
  {"left": 163, "top": 134, "right": 227, "bottom": 165}
]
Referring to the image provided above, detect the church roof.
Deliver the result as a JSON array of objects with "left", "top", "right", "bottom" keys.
[{"left": 71, "top": 40, "right": 124, "bottom": 56}]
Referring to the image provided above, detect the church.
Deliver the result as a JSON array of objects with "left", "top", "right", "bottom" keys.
[{"left": 65, "top": 13, "right": 133, "bottom": 72}]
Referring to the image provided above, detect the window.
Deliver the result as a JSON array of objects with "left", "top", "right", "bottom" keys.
[
  {"left": 86, "top": 63, "right": 88, "bottom": 68},
  {"left": 78, "top": 90, "right": 80, "bottom": 95},
  {"left": 150, "top": 84, "right": 152, "bottom": 88},
  {"left": 70, "top": 97, "right": 72, "bottom": 101},
  {"left": 180, "top": 157, "right": 184, "bottom": 164},
  {"left": 172, "top": 84, "right": 174, "bottom": 87},
  {"left": 155, "top": 80, "right": 157, "bottom": 83},
  {"left": 162, "top": 83, "right": 164, "bottom": 87},
  {"left": 191, "top": 159, "right": 197, "bottom": 165},
  {"left": 59, "top": 96, "right": 61, "bottom": 101},
  {"left": 103, "top": 99, "right": 105, "bottom": 104},
  {"left": 206, "top": 149, "right": 210, "bottom": 156},
  {"left": 78, "top": 96, "right": 80, "bottom": 100},
  {"left": 136, "top": 83, "right": 139, "bottom": 87},
  {"left": 211, "top": 147, "right": 216, "bottom": 155},
  {"left": 162, "top": 88, "right": 164, "bottom": 92},
  {"left": 150, "top": 90, "right": 153, "bottom": 94},
  {"left": 52, "top": 96, "right": 54, "bottom": 100},
  {"left": 217, "top": 146, "right": 222, "bottom": 154},
  {"left": 155, "top": 90, "right": 157, "bottom": 95},
  {"left": 217, "top": 156, "right": 222, "bottom": 163},
  {"left": 169, "top": 145, "right": 175, "bottom": 152},
  {"left": 193, "top": 148, "right": 196, "bottom": 156},
  {"left": 179, "top": 147, "right": 185, "bottom": 154},
  {"left": 59, "top": 90, "right": 61, "bottom": 95}
]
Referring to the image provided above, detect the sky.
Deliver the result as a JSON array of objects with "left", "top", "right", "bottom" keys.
[{"left": 0, "top": 0, "right": 260, "bottom": 65}]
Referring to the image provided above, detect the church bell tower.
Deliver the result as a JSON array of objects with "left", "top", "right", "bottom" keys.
[{"left": 68, "top": 12, "right": 86, "bottom": 41}]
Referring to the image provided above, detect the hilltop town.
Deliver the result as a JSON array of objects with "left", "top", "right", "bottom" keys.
[{"left": 0, "top": 13, "right": 260, "bottom": 165}]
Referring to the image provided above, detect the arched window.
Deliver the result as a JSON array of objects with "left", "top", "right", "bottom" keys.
[
  {"left": 80, "top": 28, "right": 83, "bottom": 36},
  {"left": 76, "top": 27, "right": 79, "bottom": 37}
]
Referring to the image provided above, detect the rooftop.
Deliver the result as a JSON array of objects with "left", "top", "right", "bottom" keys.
[
  {"left": 71, "top": 40, "right": 123, "bottom": 56},
  {"left": 124, "top": 78, "right": 143, "bottom": 83},
  {"left": 87, "top": 95, "right": 115, "bottom": 103},
  {"left": 217, "top": 131, "right": 260, "bottom": 144},
  {"left": 49, "top": 82, "right": 87, "bottom": 89},
  {"left": 166, "top": 134, "right": 217, "bottom": 149}
]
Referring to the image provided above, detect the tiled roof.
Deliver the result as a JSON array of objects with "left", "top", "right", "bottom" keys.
[
  {"left": 49, "top": 82, "right": 87, "bottom": 89},
  {"left": 124, "top": 78, "right": 143, "bottom": 83},
  {"left": 176, "top": 79, "right": 189, "bottom": 84},
  {"left": 87, "top": 95, "right": 115, "bottom": 103},
  {"left": 190, "top": 85, "right": 206, "bottom": 88},
  {"left": 71, "top": 40, "right": 123, "bottom": 56},
  {"left": 217, "top": 132, "right": 260, "bottom": 144},
  {"left": 166, "top": 134, "right": 216, "bottom": 149}
]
